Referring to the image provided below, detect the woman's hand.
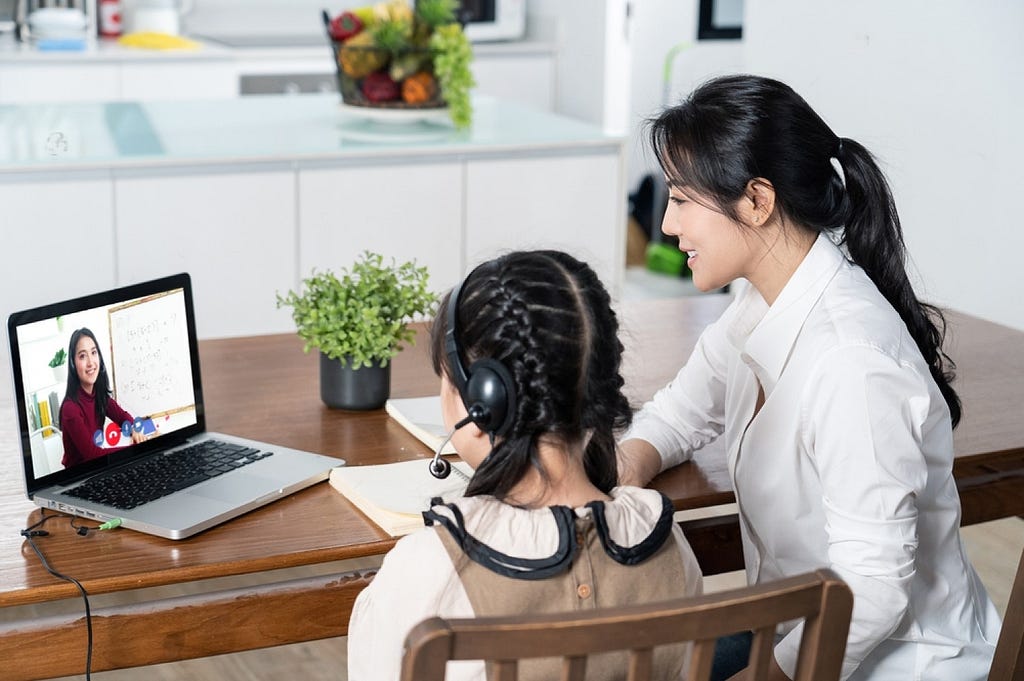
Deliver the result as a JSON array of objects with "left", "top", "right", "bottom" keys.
[
  {"left": 616, "top": 439, "right": 663, "bottom": 487},
  {"left": 130, "top": 430, "right": 148, "bottom": 444}
]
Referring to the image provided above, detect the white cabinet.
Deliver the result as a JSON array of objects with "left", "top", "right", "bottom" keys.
[
  {"left": 0, "top": 63, "right": 120, "bottom": 103},
  {"left": 0, "top": 173, "right": 117, "bottom": 315},
  {"left": 233, "top": 46, "right": 557, "bottom": 112},
  {"left": 298, "top": 161, "right": 464, "bottom": 292},
  {"left": 120, "top": 61, "right": 238, "bottom": 100},
  {"left": 113, "top": 167, "right": 297, "bottom": 338},
  {"left": 0, "top": 57, "right": 237, "bottom": 104}
]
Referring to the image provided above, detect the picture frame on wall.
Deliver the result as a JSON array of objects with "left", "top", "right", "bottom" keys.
[{"left": 698, "top": 0, "right": 743, "bottom": 40}]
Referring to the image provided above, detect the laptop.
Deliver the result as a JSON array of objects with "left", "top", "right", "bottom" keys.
[{"left": 7, "top": 273, "right": 343, "bottom": 540}]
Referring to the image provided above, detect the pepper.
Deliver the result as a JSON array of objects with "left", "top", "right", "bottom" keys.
[
  {"left": 361, "top": 71, "right": 400, "bottom": 103},
  {"left": 329, "top": 11, "right": 364, "bottom": 41},
  {"left": 401, "top": 71, "right": 438, "bottom": 105}
]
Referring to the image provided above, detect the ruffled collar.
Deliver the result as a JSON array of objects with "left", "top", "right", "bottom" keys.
[{"left": 422, "top": 487, "right": 675, "bottom": 580}]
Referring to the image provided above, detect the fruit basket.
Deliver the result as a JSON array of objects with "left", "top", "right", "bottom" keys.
[
  {"left": 322, "top": 0, "right": 474, "bottom": 127},
  {"left": 331, "top": 43, "right": 444, "bottom": 110}
]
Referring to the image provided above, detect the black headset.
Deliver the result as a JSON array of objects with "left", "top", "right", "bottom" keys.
[{"left": 444, "top": 271, "right": 517, "bottom": 440}]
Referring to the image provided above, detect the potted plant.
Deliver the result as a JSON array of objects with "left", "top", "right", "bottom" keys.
[
  {"left": 48, "top": 347, "right": 67, "bottom": 386},
  {"left": 276, "top": 251, "right": 437, "bottom": 410},
  {"left": 323, "top": 0, "right": 476, "bottom": 128}
]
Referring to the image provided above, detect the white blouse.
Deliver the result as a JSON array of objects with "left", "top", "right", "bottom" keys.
[{"left": 626, "top": 234, "right": 1000, "bottom": 681}]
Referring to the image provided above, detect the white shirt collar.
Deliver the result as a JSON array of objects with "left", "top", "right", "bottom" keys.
[{"left": 727, "top": 233, "right": 847, "bottom": 387}]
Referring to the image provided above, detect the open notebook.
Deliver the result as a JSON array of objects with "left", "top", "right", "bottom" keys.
[
  {"left": 7, "top": 273, "right": 342, "bottom": 540},
  {"left": 330, "top": 458, "right": 472, "bottom": 536}
]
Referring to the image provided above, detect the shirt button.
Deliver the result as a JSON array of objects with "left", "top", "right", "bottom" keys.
[{"left": 577, "top": 584, "right": 591, "bottom": 599}]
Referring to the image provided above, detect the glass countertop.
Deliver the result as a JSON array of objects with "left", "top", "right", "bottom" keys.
[{"left": 0, "top": 95, "right": 621, "bottom": 172}]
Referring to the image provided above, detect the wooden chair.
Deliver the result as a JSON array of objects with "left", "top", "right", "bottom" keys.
[
  {"left": 990, "top": 546, "right": 1024, "bottom": 681},
  {"left": 400, "top": 568, "right": 853, "bottom": 681}
]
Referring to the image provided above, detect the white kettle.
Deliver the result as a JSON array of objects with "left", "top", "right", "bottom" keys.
[{"left": 127, "top": 0, "right": 192, "bottom": 36}]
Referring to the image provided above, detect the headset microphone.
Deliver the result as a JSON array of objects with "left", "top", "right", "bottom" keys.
[{"left": 428, "top": 414, "right": 473, "bottom": 480}]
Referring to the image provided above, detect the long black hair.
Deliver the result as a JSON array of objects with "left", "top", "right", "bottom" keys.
[
  {"left": 430, "top": 250, "right": 633, "bottom": 500},
  {"left": 64, "top": 327, "right": 113, "bottom": 427},
  {"left": 650, "top": 74, "right": 961, "bottom": 427}
]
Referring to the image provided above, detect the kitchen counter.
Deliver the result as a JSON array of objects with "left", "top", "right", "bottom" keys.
[
  {"left": 0, "top": 33, "right": 233, "bottom": 62},
  {"left": 0, "top": 94, "right": 625, "bottom": 341},
  {"left": 0, "top": 31, "right": 553, "bottom": 62},
  {"left": 0, "top": 93, "right": 617, "bottom": 173}
]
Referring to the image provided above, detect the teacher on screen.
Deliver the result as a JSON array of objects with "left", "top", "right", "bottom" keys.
[{"left": 59, "top": 327, "right": 146, "bottom": 468}]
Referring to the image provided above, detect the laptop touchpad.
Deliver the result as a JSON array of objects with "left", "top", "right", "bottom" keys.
[{"left": 188, "top": 473, "right": 281, "bottom": 505}]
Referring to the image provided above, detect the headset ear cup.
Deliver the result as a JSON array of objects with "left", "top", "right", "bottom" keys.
[{"left": 465, "top": 358, "right": 516, "bottom": 437}]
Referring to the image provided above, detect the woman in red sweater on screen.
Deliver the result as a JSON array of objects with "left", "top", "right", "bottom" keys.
[{"left": 59, "top": 327, "right": 145, "bottom": 468}]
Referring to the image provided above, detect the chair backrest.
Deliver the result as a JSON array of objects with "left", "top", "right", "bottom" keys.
[
  {"left": 990, "top": 546, "right": 1024, "bottom": 681},
  {"left": 400, "top": 568, "right": 853, "bottom": 681}
]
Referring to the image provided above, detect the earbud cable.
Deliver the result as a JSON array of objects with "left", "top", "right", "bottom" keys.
[{"left": 20, "top": 511, "right": 94, "bottom": 680}]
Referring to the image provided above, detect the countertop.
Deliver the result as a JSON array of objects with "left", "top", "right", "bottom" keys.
[
  {"left": 0, "top": 34, "right": 233, "bottom": 62},
  {"left": 0, "top": 32, "right": 554, "bottom": 64},
  {"left": 0, "top": 93, "right": 620, "bottom": 173}
]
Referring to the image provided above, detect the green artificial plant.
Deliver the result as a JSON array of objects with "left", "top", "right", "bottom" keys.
[
  {"left": 276, "top": 252, "right": 436, "bottom": 369},
  {"left": 48, "top": 348, "right": 67, "bottom": 369}
]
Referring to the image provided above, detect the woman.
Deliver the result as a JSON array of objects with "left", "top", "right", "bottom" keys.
[
  {"left": 617, "top": 75, "right": 1000, "bottom": 681},
  {"left": 348, "top": 251, "right": 702, "bottom": 681},
  {"left": 59, "top": 327, "right": 144, "bottom": 467}
]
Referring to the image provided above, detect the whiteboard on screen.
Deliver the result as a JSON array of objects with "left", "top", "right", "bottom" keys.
[{"left": 107, "top": 289, "right": 194, "bottom": 418}]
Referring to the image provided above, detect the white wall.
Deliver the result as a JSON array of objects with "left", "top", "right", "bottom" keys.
[
  {"left": 525, "top": 0, "right": 631, "bottom": 135},
  {"left": 626, "top": 0, "right": 743, "bottom": 193},
  {"left": 743, "top": 0, "right": 1024, "bottom": 330}
]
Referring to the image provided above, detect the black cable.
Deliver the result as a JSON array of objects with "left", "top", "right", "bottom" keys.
[{"left": 20, "top": 510, "right": 94, "bottom": 680}]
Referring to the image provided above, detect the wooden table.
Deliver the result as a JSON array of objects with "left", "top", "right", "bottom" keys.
[{"left": 1, "top": 296, "right": 1021, "bottom": 680}]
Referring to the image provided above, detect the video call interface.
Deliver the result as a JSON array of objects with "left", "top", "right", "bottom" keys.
[{"left": 14, "top": 287, "right": 198, "bottom": 482}]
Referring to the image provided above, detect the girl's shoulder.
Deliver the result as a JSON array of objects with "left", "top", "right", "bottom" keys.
[{"left": 426, "top": 489, "right": 678, "bottom": 571}]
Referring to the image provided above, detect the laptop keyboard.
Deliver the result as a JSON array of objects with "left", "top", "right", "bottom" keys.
[{"left": 64, "top": 439, "right": 273, "bottom": 510}]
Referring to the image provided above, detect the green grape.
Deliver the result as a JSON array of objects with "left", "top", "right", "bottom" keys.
[{"left": 430, "top": 23, "right": 475, "bottom": 129}]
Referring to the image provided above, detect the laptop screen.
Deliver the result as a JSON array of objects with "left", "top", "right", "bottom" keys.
[{"left": 7, "top": 273, "right": 206, "bottom": 496}]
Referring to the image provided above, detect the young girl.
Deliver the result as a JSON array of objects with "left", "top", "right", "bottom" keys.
[
  {"left": 59, "top": 327, "right": 144, "bottom": 468},
  {"left": 347, "top": 250, "right": 702, "bottom": 681},
  {"left": 617, "top": 74, "right": 1000, "bottom": 681}
]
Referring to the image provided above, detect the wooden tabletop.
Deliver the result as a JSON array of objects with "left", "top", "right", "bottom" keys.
[{"left": 1, "top": 295, "right": 1022, "bottom": 609}]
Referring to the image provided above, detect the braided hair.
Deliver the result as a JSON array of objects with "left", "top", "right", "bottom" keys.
[
  {"left": 650, "top": 74, "right": 961, "bottom": 427},
  {"left": 430, "top": 250, "right": 632, "bottom": 500}
]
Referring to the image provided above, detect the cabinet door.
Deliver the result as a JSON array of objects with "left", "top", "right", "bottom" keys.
[
  {"left": 120, "top": 61, "right": 238, "bottom": 101},
  {"left": 0, "top": 173, "right": 117, "bottom": 399},
  {"left": 298, "top": 161, "right": 463, "bottom": 294},
  {"left": 465, "top": 152, "right": 624, "bottom": 290},
  {"left": 114, "top": 167, "right": 297, "bottom": 338},
  {"left": 0, "top": 174, "right": 117, "bottom": 313},
  {"left": 0, "top": 64, "right": 120, "bottom": 103}
]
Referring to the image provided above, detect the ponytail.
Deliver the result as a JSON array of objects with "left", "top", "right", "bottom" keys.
[
  {"left": 650, "top": 74, "right": 961, "bottom": 427},
  {"left": 836, "top": 139, "right": 961, "bottom": 427}
]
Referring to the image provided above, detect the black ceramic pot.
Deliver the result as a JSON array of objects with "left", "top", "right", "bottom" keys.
[{"left": 319, "top": 353, "right": 391, "bottom": 410}]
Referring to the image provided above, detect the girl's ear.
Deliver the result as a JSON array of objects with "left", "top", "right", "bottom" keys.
[{"left": 741, "top": 178, "right": 776, "bottom": 227}]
